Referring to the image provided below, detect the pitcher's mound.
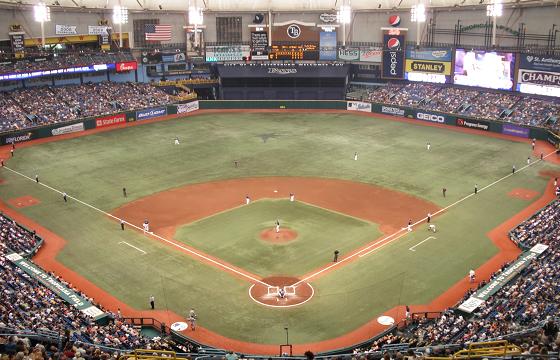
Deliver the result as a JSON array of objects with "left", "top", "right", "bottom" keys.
[
  {"left": 249, "top": 276, "right": 314, "bottom": 308},
  {"left": 259, "top": 228, "right": 298, "bottom": 243}
]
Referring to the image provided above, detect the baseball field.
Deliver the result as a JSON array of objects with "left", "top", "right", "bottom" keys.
[{"left": 0, "top": 110, "right": 559, "bottom": 354}]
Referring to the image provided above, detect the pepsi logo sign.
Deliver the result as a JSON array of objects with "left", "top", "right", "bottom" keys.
[
  {"left": 387, "top": 38, "right": 400, "bottom": 50},
  {"left": 287, "top": 24, "right": 301, "bottom": 39},
  {"left": 389, "top": 15, "right": 401, "bottom": 27}
]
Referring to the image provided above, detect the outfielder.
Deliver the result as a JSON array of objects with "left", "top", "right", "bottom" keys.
[{"left": 354, "top": 152, "right": 358, "bottom": 161}]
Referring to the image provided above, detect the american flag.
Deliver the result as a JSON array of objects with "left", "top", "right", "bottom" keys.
[{"left": 145, "top": 24, "right": 172, "bottom": 41}]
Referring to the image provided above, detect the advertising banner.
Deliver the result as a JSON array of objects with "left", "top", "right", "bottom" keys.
[
  {"left": 88, "top": 25, "right": 109, "bottom": 35},
  {"left": 381, "top": 29, "right": 406, "bottom": 79},
  {"left": 6, "top": 252, "right": 106, "bottom": 320},
  {"left": 456, "top": 118, "right": 490, "bottom": 131},
  {"left": 405, "top": 47, "right": 452, "bottom": 62},
  {"left": 161, "top": 53, "right": 186, "bottom": 63},
  {"left": 251, "top": 31, "right": 268, "bottom": 53},
  {"left": 319, "top": 31, "right": 337, "bottom": 61},
  {"left": 458, "top": 244, "right": 548, "bottom": 313},
  {"left": 177, "top": 101, "right": 199, "bottom": 114},
  {"left": 116, "top": 61, "right": 138, "bottom": 72},
  {"left": 51, "top": 122, "right": 84, "bottom": 136},
  {"left": 4, "top": 132, "right": 33, "bottom": 144},
  {"left": 380, "top": 105, "right": 405, "bottom": 116},
  {"left": 519, "top": 54, "right": 560, "bottom": 73},
  {"left": 415, "top": 111, "right": 446, "bottom": 124},
  {"left": 347, "top": 101, "right": 372, "bottom": 112},
  {"left": 338, "top": 47, "right": 360, "bottom": 61},
  {"left": 136, "top": 107, "right": 167, "bottom": 121},
  {"left": 56, "top": 25, "right": 78, "bottom": 35},
  {"left": 405, "top": 60, "right": 452, "bottom": 75},
  {"left": 359, "top": 47, "right": 383, "bottom": 63},
  {"left": 0, "top": 63, "right": 115, "bottom": 82},
  {"left": 502, "top": 123, "right": 530, "bottom": 138},
  {"left": 95, "top": 113, "right": 126, "bottom": 128},
  {"left": 205, "top": 45, "right": 250, "bottom": 62},
  {"left": 517, "top": 69, "right": 560, "bottom": 88},
  {"left": 9, "top": 33, "right": 25, "bottom": 53}
]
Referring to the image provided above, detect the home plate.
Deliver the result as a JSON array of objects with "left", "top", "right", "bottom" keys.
[{"left": 377, "top": 315, "right": 395, "bottom": 326}]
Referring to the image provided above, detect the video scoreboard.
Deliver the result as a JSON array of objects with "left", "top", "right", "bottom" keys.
[{"left": 268, "top": 44, "right": 319, "bottom": 60}]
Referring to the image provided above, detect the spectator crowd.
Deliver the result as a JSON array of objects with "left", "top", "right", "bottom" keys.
[
  {"left": 359, "top": 83, "right": 560, "bottom": 132},
  {"left": 0, "top": 213, "right": 198, "bottom": 358},
  {"left": 0, "top": 82, "right": 174, "bottom": 132}
]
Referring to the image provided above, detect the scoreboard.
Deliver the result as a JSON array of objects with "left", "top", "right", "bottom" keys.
[{"left": 268, "top": 44, "right": 319, "bottom": 60}]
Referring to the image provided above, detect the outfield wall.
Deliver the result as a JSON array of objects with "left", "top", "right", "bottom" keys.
[{"left": 0, "top": 100, "right": 558, "bottom": 150}]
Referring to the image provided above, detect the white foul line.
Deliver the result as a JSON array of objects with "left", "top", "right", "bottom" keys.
[
  {"left": 119, "top": 241, "right": 147, "bottom": 254},
  {"left": 2, "top": 166, "right": 271, "bottom": 288},
  {"left": 291, "top": 150, "right": 557, "bottom": 287},
  {"left": 409, "top": 236, "right": 436, "bottom": 252}
]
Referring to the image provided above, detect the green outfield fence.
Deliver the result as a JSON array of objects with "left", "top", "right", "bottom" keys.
[{"left": 0, "top": 99, "right": 558, "bottom": 149}]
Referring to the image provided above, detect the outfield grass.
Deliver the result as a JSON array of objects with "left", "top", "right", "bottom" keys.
[
  {"left": 1, "top": 112, "right": 558, "bottom": 345},
  {"left": 174, "top": 199, "right": 381, "bottom": 277}
]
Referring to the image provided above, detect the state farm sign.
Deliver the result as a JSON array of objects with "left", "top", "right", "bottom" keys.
[
  {"left": 96, "top": 113, "right": 126, "bottom": 128},
  {"left": 116, "top": 61, "right": 138, "bottom": 72}
]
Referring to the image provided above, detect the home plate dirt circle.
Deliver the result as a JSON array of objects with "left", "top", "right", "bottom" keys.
[
  {"left": 259, "top": 228, "right": 298, "bottom": 243},
  {"left": 249, "top": 276, "right": 314, "bottom": 308}
]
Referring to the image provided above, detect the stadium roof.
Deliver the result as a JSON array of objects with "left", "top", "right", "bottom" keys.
[{"left": 2, "top": 0, "right": 557, "bottom": 12}]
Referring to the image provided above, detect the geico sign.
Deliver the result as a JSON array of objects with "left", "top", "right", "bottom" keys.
[{"left": 416, "top": 113, "right": 445, "bottom": 123}]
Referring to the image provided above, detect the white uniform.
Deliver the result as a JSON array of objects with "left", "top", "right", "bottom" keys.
[
  {"left": 469, "top": 269, "right": 475, "bottom": 282},
  {"left": 174, "top": 138, "right": 180, "bottom": 145},
  {"left": 143, "top": 221, "right": 150, "bottom": 232},
  {"left": 527, "top": 157, "right": 530, "bottom": 165},
  {"left": 245, "top": 196, "right": 250, "bottom": 205},
  {"left": 427, "top": 143, "right": 431, "bottom": 150},
  {"left": 354, "top": 152, "right": 358, "bottom": 161},
  {"left": 275, "top": 220, "right": 280, "bottom": 233},
  {"left": 290, "top": 194, "right": 295, "bottom": 202},
  {"left": 407, "top": 224, "right": 412, "bottom": 232},
  {"left": 428, "top": 224, "right": 436, "bottom": 232}
]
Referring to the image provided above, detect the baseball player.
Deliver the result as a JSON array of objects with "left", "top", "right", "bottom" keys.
[
  {"left": 407, "top": 219, "right": 412, "bottom": 232},
  {"left": 442, "top": 187, "right": 447, "bottom": 197},
  {"left": 278, "top": 288, "right": 286, "bottom": 299},
  {"left": 35, "top": 175, "right": 39, "bottom": 183},
  {"left": 531, "top": 139, "right": 536, "bottom": 150},
  {"left": 474, "top": 184, "right": 478, "bottom": 194},
  {"left": 143, "top": 219, "right": 150, "bottom": 233},
  {"left": 468, "top": 269, "right": 476, "bottom": 282},
  {"left": 426, "top": 142, "right": 431, "bottom": 151},
  {"left": 354, "top": 152, "right": 358, "bottom": 161},
  {"left": 512, "top": 165, "right": 516, "bottom": 174},
  {"left": 120, "top": 220, "right": 125, "bottom": 231},
  {"left": 62, "top": 192, "right": 68, "bottom": 202},
  {"left": 289, "top": 193, "right": 295, "bottom": 202},
  {"left": 245, "top": 195, "right": 251, "bottom": 205},
  {"left": 174, "top": 137, "right": 180, "bottom": 145},
  {"left": 427, "top": 213, "right": 431, "bottom": 223},
  {"left": 428, "top": 224, "right": 436, "bottom": 232},
  {"left": 275, "top": 219, "right": 280, "bottom": 233},
  {"left": 188, "top": 308, "right": 197, "bottom": 330},
  {"left": 527, "top": 156, "right": 531, "bottom": 165}
]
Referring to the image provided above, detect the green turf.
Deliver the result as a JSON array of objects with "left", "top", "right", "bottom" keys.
[
  {"left": 1, "top": 112, "right": 558, "bottom": 345},
  {"left": 174, "top": 199, "right": 380, "bottom": 277}
]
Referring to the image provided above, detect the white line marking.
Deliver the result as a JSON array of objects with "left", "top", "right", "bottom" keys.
[
  {"left": 248, "top": 283, "right": 315, "bottom": 308},
  {"left": 291, "top": 150, "right": 557, "bottom": 287},
  {"left": 119, "top": 241, "right": 147, "bottom": 254},
  {"left": 409, "top": 236, "right": 436, "bottom": 252},
  {"left": 358, "top": 231, "right": 408, "bottom": 257},
  {"left": 2, "top": 166, "right": 271, "bottom": 288}
]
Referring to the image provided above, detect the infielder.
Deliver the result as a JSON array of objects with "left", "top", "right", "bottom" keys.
[
  {"left": 428, "top": 224, "right": 437, "bottom": 232},
  {"left": 174, "top": 137, "right": 180, "bottom": 145},
  {"left": 275, "top": 219, "right": 280, "bottom": 233},
  {"left": 527, "top": 156, "right": 531, "bottom": 165},
  {"left": 245, "top": 195, "right": 251, "bottom": 205},
  {"left": 143, "top": 219, "right": 150, "bottom": 233},
  {"left": 354, "top": 152, "right": 358, "bottom": 161},
  {"left": 289, "top": 193, "right": 295, "bottom": 202},
  {"left": 426, "top": 142, "right": 431, "bottom": 151}
]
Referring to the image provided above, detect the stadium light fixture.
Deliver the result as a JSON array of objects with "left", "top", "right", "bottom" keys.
[
  {"left": 34, "top": 3, "right": 51, "bottom": 48},
  {"left": 411, "top": 3, "right": 426, "bottom": 46},
  {"left": 337, "top": 4, "right": 351, "bottom": 47},
  {"left": 486, "top": 0, "right": 502, "bottom": 46},
  {"left": 189, "top": 6, "right": 204, "bottom": 25},
  {"left": 113, "top": 5, "right": 128, "bottom": 49}
]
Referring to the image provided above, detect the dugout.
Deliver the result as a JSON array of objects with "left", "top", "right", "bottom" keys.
[{"left": 216, "top": 63, "right": 350, "bottom": 100}]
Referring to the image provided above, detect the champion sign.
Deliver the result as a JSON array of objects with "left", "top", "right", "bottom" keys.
[
  {"left": 518, "top": 69, "right": 560, "bottom": 87},
  {"left": 416, "top": 112, "right": 445, "bottom": 123},
  {"left": 136, "top": 107, "right": 167, "bottom": 121}
]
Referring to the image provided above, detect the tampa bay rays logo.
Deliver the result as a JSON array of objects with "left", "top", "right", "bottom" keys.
[{"left": 287, "top": 24, "right": 301, "bottom": 39}]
